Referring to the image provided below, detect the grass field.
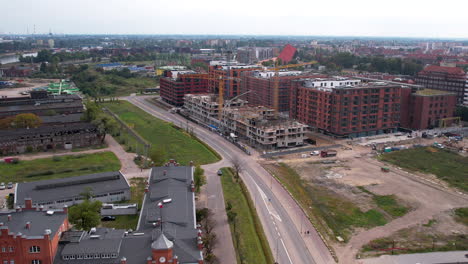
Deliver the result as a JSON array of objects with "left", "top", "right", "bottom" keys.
[
  {"left": 264, "top": 163, "right": 387, "bottom": 242},
  {"left": 454, "top": 208, "right": 468, "bottom": 226},
  {"left": 101, "top": 178, "right": 146, "bottom": 230},
  {"left": 357, "top": 186, "right": 409, "bottom": 218},
  {"left": 220, "top": 168, "right": 274, "bottom": 264},
  {"left": 0, "top": 152, "right": 121, "bottom": 183},
  {"left": 102, "top": 101, "right": 220, "bottom": 165},
  {"left": 380, "top": 147, "right": 468, "bottom": 192}
]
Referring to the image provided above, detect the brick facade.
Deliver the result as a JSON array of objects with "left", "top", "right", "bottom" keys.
[
  {"left": 291, "top": 80, "right": 401, "bottom": 137},
  {"left": 160, "top": 72, "right": 209, "bottom": 106}
]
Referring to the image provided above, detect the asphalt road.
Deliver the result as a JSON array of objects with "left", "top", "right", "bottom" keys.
[{"left": 125, "top": 96, "right": 336, "bottom": 264}]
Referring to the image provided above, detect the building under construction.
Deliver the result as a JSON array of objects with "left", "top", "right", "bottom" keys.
[
  {"left": 159, "top": 70, "right": 209, "bottom": 106},
  {"left": 240, "top": 70, "right": 328, "bottom": 113},
  {"left": 183, "top": 94, "right": 308, "bottom": 149},
  {"left": 208, "top": 61, "right": 260, "bottom": 98}
]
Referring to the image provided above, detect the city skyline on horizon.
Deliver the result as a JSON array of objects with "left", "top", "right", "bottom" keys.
[{"left": 2, "top": 0, "right": 468, "bottom": 39}]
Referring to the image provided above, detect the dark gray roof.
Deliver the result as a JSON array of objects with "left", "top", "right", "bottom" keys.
[
  {"left": 40, "top": 113, "right": 83, "bottom": 124},
  {"left": 0, "top": 209, "right": 67, "bottom": 239},
  {"left": 0, "top": 122, "right": 98, "bottom": 141},
  {"left": 61, "top": 228, "right": 125, "bottom": 255},
  {"left": 0, "top": 101, "right": 84, "bottom": 115},
  {"left": 16, "top": 171, "right": 129, "bottom": 206}
]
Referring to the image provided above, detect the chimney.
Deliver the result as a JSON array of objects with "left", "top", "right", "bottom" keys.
[
  {"left": 120, "top": 257, "right": 127, "bottom": 264},
  {"left": 197, "top": 236, "right": 203, "bottom": 250},
  {"left": 26, "top": 222, "right": 31, "bottom": 230},
  {"left": 0, "top": 222, "right": 3, "bottom": 226},
  {"left": 24, "top": 198, "right": 33, "bottom": 210},
  {"left": 197, "top": 229, "right": 202, "bottom": 238},
  {"left": 39, "top": 205, "right": 44, "bottom": 211},
  {"left": 163, "top": 170, "right": 167, "bottom": 176},
  {"left": 190, "top": 161, "right": 194, "bottom": 166},
  {"left": 173, "top": 255, "right": 178, "bottom": 264},
  {"left": 146, "top": 256, "right": 152, "bottom": 264},
  {"left": 63, "top": 205, "right": 68, "bottom": 214},
  {"left": 15, "top": 207, "right": 21, "bottom": 212},
  {"left": 7, "top": 215, "right": 11, "bottom": 221},
  {"left": 190, "top": 181, "right": 195, "bottom": 192}
]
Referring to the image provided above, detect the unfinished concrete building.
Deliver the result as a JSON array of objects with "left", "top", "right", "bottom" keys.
[
  {"left": 223, "top": 106, "right": 308, "bottom": 149},
  {"left": 183, "top": 94, "right": 308, "bottom": 149},
  {"left": 183, "top": 93, "right": 246, "bottom": 129}
]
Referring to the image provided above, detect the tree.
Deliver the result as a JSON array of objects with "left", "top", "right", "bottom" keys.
[
  {"left": 12, "top": 113, "right": 42, "bottom": 128},
  {"left": 68, "top": 188, "right": 102, "bottom": 231},
  {"left": 231, "top": 157, "right": 243, "bottom": 182},
  {"left": 150, "top": 148, "right": 167, "bottom": 166},
  {"left": 91, "top": 113, "right": 118, "bottom": 142},
  {"left": 194, "top": 165, "right": 207, "bottom": 193}
]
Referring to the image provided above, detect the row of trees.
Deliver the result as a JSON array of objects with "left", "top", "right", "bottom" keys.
[{"left": 19, "top": 49, "right": 94, "bottom": 63}]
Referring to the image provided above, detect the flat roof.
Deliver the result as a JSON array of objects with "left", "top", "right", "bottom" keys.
[
  {"left": 414, "top": 88, "right": 456, "bottom": 96},
  {"left": 16, "top": 171, "right": 129, "bottom": 206}
]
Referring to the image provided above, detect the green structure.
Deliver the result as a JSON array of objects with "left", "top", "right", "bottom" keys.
[{"left": 48, "top": 80, "right": 80, "bottom": 95}]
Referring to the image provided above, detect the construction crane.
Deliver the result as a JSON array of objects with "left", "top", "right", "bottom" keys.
[
  {"left": 185, "top": 74, "right": 241, "bottom": 120},
  {"left": 268, "top": 61, "right": 318, "bottom": 116}
]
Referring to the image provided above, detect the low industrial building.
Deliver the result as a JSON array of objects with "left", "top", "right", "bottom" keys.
[
  {"left": 0, "top": 91, "right": 102, "bottom": 155},
  {"left": 52, "top": 163, "right": 204, "bottom": 264},
  {"left": 15, "top": 171, "right": 131, "bottom": 209}
]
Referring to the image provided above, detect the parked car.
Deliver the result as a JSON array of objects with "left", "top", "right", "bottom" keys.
[
  {"left": 6, "top": 182, "right": 13, "bottom": 189},
  {"left": 0, "top": 183, "right": 5, "bottom": 190},
  {"left": 310, "top": 150, "right": 320, "bottom": 156},
  {"left": 101, "top": 216, "right": 116, "bottom": 221},
  {"left": 217, "top": 170, "right": 223, "bottom": 176}
]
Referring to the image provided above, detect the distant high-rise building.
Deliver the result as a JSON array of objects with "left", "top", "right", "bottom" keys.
[
  {"left": 415, "top": 65, "right": 468, "bottom": 105},
  {"left": 48, "top": 39, "right": 54, "bottom": 48}
]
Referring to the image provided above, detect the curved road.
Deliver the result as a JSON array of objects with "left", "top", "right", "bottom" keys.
[{"left": 125, "top": 96, "right": 335, "bottom": 264}]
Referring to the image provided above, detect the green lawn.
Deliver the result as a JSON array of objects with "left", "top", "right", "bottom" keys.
[
  {"left": 102, "top": 101, "right": 220, "bottom": 165},
  {"left": 101, "top": 178, "right": 146, "bottom": 230},
  {"left": 380, "top": 147, "right": 468, "bottom": 192},
  {"left": 0, "top": 151, "right": 121, "bottom": 183},
  {"left": 264, "top": 163, "right": 387, "bottom": 242},
  {"left": 220, "top": 168, "right": 274, "bottom": 264}
]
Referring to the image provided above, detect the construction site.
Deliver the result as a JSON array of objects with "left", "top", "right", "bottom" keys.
[
  {"left": 260, "top": 128, "right": 468, "bottom": 261},
  {"left": 182, "top": 93, "right": 309, "bottom": 149}
]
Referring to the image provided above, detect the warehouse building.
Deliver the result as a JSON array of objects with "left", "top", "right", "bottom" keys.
[{"left": 15, "top": 171, "right": 131, "bottom": 209}]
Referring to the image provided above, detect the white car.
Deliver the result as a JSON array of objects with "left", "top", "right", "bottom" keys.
[
  {"left": 310, "top": 151, "right": 320, "bottom": 156},
  {"left": 0, "top": 183, "right": 5, "bottom": 190}
]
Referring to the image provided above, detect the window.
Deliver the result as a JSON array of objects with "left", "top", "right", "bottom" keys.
[
  {"left": 8, "top": 247, "right": 13, "bottom": 252},
  {"left": 29, "top": 246, "right": 40, "bottom": 253},
  {"left": 1, "top": 247, "right": 5, "bottom": 252},
  {"left": 4, "top": 260, "right": 8, "bottom": 264},
  {"left": 31, "top": 261, "right": 41, "bottom": 264},
  {"left": 10, "top": 261, "right": 14, "bottom": 264}
]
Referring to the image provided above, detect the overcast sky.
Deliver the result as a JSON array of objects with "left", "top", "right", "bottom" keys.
[{"left": 2, "top": 0, "right": 468, "bottom": 38}]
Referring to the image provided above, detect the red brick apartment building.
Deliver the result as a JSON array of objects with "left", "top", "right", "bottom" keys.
[
  {"left": 415, "top": 65, "right": 468, "bottom": 105},
  {"left": 240, "top": 71, "right": 327, "bottom": 112},
  {"left": 160, "top": 70, "right": 209, "bottom": 106},
  {"left": 0, "top": 198, "right": 70, "bottom": 264},
  {"left": 290, "top": 78, "right": 401, "bottom": 137},
  {"left": 400, "top": 87, "right": 457, "bottom": 130},
  {"left": 208, "top": 64, "right": 260, "bottom": 98}
]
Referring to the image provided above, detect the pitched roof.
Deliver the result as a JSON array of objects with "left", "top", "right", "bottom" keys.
[
  {"left": 278, "top": 44, "right": 297, "bottom": 64},
  {"left": 15, "top": 171, "right": 130, "bottom": 206},
  {"left": 151, "top": 233, "right": 173, "bottom": 250}
]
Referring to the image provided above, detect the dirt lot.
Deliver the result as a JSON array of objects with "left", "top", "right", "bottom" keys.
[
  {"left": 0, "top": 78, "right": 60, "bottom": 97},
  {"left": 262, "top": 136, "right": 468, "bottom": 263}
]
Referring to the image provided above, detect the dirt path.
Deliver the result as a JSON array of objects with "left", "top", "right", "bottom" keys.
[
  {"left": 334, "top": 157, "right": 468, "bottom": 263},
  {"left": 4, "top": 135, "right": 149, "bottom": 178}
]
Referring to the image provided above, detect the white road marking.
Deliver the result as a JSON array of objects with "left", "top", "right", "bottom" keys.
[
  {"left": 280, "top": 238, "right": 293, "bottom": 264},
  {"left": 254, "top": 181, "right": 282, "bottom": 222}
]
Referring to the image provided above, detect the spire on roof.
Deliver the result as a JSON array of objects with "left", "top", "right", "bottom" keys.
[{"left": 151, "top": 233, "right": 173, "bottom": 250}]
